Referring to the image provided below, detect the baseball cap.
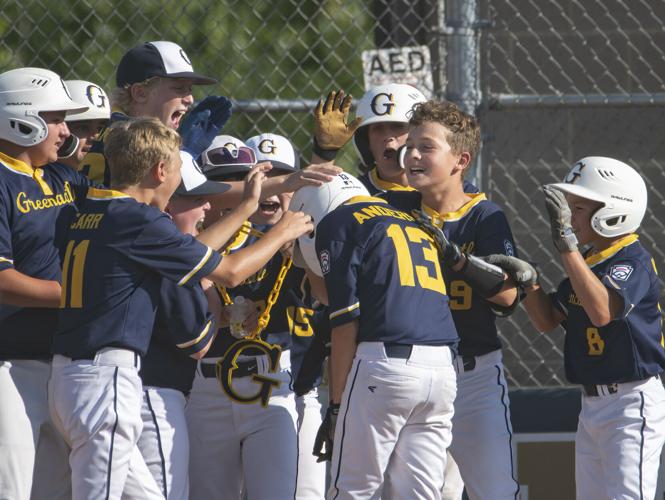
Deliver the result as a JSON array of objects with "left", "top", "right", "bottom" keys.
[
  {"left": 245, "top": 133, "right": 300, "bottom": 173},
  {"left": 176, "top": 151, "right": 230, "bottom": 196},
  {"left": 116, "top": 41, "right": 217, "bottom": 87},
  {"left": 201, "top": 135, "right": 257, "bottom": 180}
]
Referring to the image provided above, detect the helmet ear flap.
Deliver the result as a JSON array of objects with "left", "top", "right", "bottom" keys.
[
  {"left": 7, "top": 113, "right": 48, "bottom": 146},
  {"left": 352, "top": 126, "right": 373, "bottom": 169}
]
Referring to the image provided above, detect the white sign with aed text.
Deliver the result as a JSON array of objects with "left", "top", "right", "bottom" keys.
[{"left": 362, "top": 45, "right": 434, "bottom": 98}]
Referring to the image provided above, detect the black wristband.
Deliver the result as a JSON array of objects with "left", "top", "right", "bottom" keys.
[{"left": 313, "top": 137, "right": 339, "bottom": 161}]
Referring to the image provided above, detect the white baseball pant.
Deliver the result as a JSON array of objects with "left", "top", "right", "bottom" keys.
[
  {"left": 296, "top": 387, "right": 327, "bottom": 500},
  {"left": 0, "top": 359, "right": 70, "bottom": 500},
  {"left": 138, "top": 386, "right": 189, "bottom": 500},
  {"left": 441, "top": 452, "right": 464, "bottom": 500},
  {"left": 576, "top": 375, "right": 665, "bottom": 500},
  {"left": 187, "top": 350, "right": 298, "bottom": 500},
  {"left": 328, "top": 342, "right": 457, "bottom": 500},
  {"left": 449, "top": 349, "right": 519, "bottom": 500},
  {"left": 48, "top": 349, "right": 162, "bottom": 500}
]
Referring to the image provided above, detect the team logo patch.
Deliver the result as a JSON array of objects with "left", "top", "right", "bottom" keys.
[
  {"left": 504, "top": 240, "right": 515, "bottom": 257},
  {"left": 319, "top": 250, "right": 331, "bottom": 275},
  {"left": 610, "top": 264, "right": 633, "bottom": 281}
]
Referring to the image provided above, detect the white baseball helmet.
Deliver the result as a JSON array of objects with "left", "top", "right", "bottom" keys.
[
  {"left": 290, "top": 172, "right": 369, "bottom": 276},
  {"left": 65, "top": 80, "right": 111, "bottom": 122},
  {"left": 0, "top": 68, "right": 88, "bottom": 147},
  {"left": 550, "top": 156, "right": 647, "bottom": 238},
  {"left": 353, "top": 83, "right": 426, "bottom": 167}
]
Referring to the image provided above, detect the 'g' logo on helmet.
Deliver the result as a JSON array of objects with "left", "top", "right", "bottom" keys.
[
  {"left": 258, "top": 139, "right": 277, "bottom": 155},
  {"left": 370, "top": 93, "right": 395, "bottom": 116},
  {"left": 565, "top": 161, "right": 586, "bottom": 184},
  {"left": 85, "top": 85, "right": 107, "bottom": 109}
]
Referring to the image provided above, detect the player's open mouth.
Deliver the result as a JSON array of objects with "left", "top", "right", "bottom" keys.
[
  {"left": 259, "top": 201, "right": 280, "bottom": 215},
  {"left": 171, "top": 110, "right": 186, "bottom": 128},
  {"left": 409, "top": 166, "right": 426, "bottom": 174}
]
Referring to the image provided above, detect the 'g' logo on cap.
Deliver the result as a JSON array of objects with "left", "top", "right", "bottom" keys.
[
  {"left": 258, "top": 139, "right": 277, "bottom": 155},
  {"left": 86, "top": 85, "right": 107, "bottom": 109},
  {"left": 224, "top": 142, "right": 239, "bottom": 158},
  {"left": 179, "top": 49, "right": 192, "bottom": 66},
  {"left": 370, "top": 93, "right": 395, "bottom": 116},
  {"left": 565, "top": 161, "right": 586, "bottom": 184}
]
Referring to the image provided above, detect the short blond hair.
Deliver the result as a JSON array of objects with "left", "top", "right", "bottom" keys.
[
  {"left": 109, "top": 77, "right": 161, "bottom": 114},
  {"left": 104, "top": 117, "right": 181, "bottom": 188}
]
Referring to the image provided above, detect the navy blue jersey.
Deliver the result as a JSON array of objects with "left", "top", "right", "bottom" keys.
[
  {"left": 79, "top": 112, "right": 128, "bottom": 186},
  {"left": 140, "top": 281, "right": 216, "bottom": 394},
  {"left": 0, "top": 154, "right": 90, "bottom": 359},
  {"left": 385, "top": 190, "right": 516, "bottom": 356},
  {"left": 280, "top": 268, "right": 330, "bottom": 390},
  {"left": 205, "top": 223, "right": 294, "bottom": 357},
  {"left": 553, "top": 235, "right": 665, "bottom": 385},
  {"left": 54, "top": 188, "right": 221, "bottom": 358},
  {"left": 316, "top": 196, "right": 458, "bottom": 346}
]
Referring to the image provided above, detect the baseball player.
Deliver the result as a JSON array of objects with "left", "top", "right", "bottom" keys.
[
  {"left": 57, "top": 80, "right": 111, "bottom": 171},
  {"left": 384, "top": 100, "right": 521, "bottom": 499},
  {"left": 136, "top": 166, "right": 233, "bottom": 499},
  {"left": 187, "top": 133, "right": 322, "bottom": 499},
  {"left": 291, "top": 172, "right": 461, "bottom": 499},
  {"left": 488, "top": 157, "right": 665, "bottom": 500},
  {"left": 48, "top": 118, "right": 313, "bottom": 499},
  {"left": 0, "top": 67, "right": 90, "bottom": 500}
]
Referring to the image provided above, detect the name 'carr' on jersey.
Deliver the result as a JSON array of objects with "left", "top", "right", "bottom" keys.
[{"left": 316, "top": 196, "right": 458, "bottom": 347}]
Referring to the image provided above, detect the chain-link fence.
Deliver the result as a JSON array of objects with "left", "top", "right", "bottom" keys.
[
  {"left": 2, "top": 0, "right": 664, "bottom": 388},
  {"left": 481, "top": 0, "right": 665, "bottom": 386}
]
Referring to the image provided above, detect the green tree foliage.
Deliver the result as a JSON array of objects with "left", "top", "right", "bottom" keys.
[{"left": 0, "top": 0, "right": 376, "bottom": 171}]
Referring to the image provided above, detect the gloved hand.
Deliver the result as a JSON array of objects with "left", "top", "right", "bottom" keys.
[
  {"left": 481, "top": 255, "right": 539, "bottom": 288},
  {"left": 179, "top": 95, "right": 232, "bottom": 157},
  {"left": 412, "top": 210, "right": 463, "bottom": 267},
  {"left": 312, "top": 403, "right": 339, "bottom": 462},
  {"left": 542, "top": 185, "right": 578, "bottom": 253},
  {"left": 313, "top": 90, "right": 362, "bottom": 160}
]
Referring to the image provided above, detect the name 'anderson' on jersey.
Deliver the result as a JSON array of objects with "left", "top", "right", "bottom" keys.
[{"left": 315, "top": 196, "right": 458, "bottom": 347}]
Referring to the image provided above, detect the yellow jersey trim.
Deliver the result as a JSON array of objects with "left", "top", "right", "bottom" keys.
[
  {"left": 369, "top": 168, "right": 414, "bottom": 192},
  {"left": 177, "top": 320, "right": 212, "bottom": 349},
  {"left": 0, "top": 152, "right": 53, "bottom": 195},
  {"left": 421, "top": 193, "right": 487, "bottom": 227},
  {"left": 0, "top": 256, "right": 14, "bottom": 265},
  {"left": 329, "top": 302, "right": 360, "bottom": 320},
  {"left": 178, "top": 247, "right": 213, "bottom": 286},
  {"left": 585, "top": 234, "right": 639, "bottom": 267},
  {"left": 344, "top": 195, "right": 387, "bottom": 205},
  {"left": 87, "top": 187, "right": 131, "bottom": 200}
]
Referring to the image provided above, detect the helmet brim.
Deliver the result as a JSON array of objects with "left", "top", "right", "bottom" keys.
[
  {"left": 549, "top": 183, "right": 609, "bottom": 204},
  {"left": 39, "top": 100, "right": 89, "bottom": 115}
]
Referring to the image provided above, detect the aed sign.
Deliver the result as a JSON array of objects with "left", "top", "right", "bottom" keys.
[{"left": 362, "top": 45, "right": 434, "bottom": 97}]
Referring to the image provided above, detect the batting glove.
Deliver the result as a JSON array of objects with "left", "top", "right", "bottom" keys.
[
  {"left": 312, "top": 90, "right": 362, "bottom": 161},
  {"left": 313, "top": 403, "right": 339, "bottom": 462},
  {"left": 482, "top": 254, "right": 539, "bottom": 288},
  {"left": 412, "top": 210, "right": 463, "bottom": 267},
  {"left": 179, "top": 96, "right": 233, "bottom": 157},
  {"left": 542, "top": 185, "right": 578, "bottom": 253}
]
